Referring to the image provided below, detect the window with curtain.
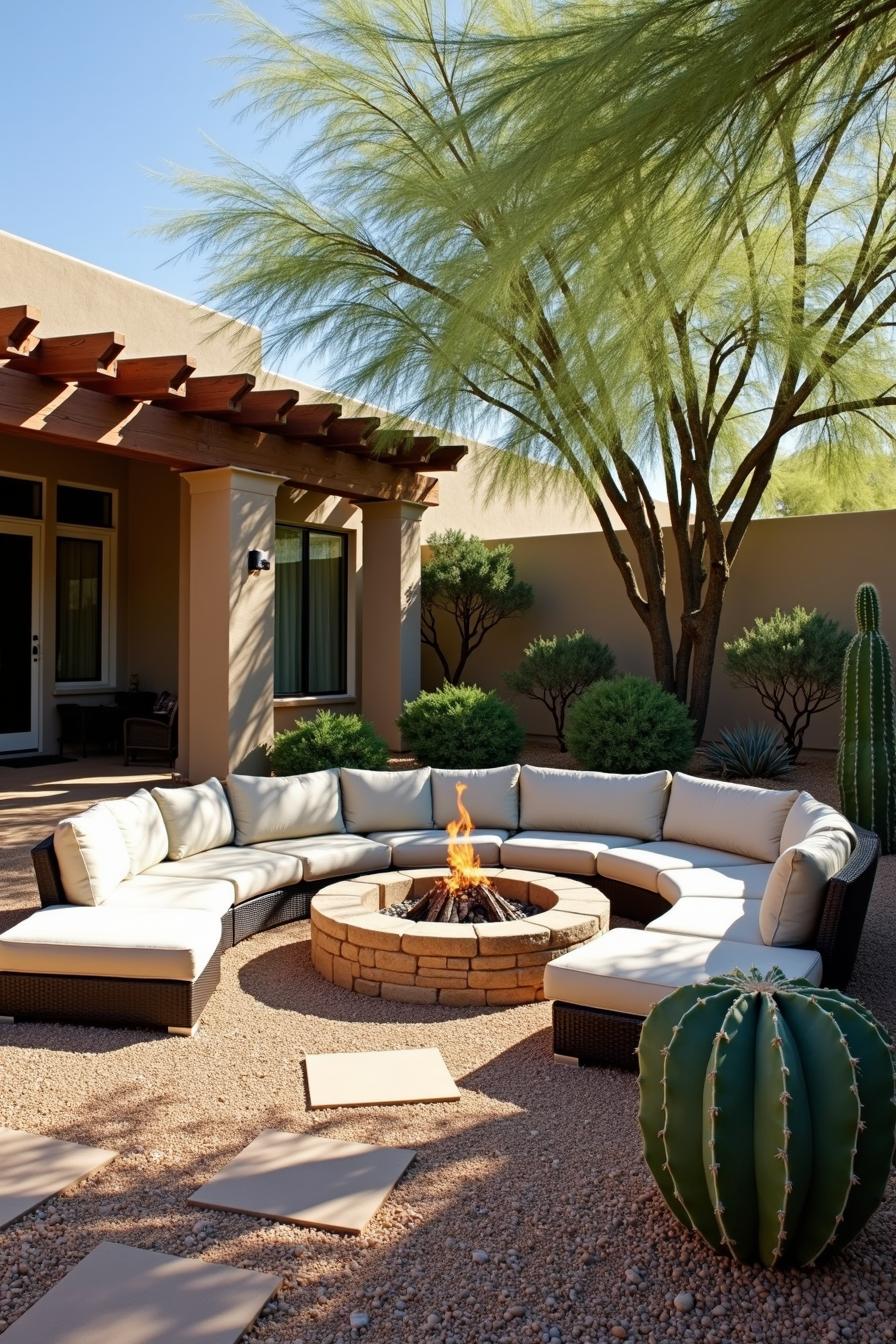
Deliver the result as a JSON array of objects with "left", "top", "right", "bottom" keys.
[
  {"left": 274, "top": 524, "right": 347, "bottom": 696},
  {"left": 56, "top": 536, "right": 103, "bottom": 682}
]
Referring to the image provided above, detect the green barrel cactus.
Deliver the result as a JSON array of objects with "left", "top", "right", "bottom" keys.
[
  {"left": 838, "top": 583, "right": 896, "bottom": 854},
  {"left": 638, "top": 968, "right": 896, "bottom": 1268}
]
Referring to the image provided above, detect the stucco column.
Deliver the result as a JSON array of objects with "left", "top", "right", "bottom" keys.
[
  {"left": 180, "top": 467, "right": 284, "bottom": 780},
  {"left": 360, "top": 500, "right": 427, "bottom": 746}
]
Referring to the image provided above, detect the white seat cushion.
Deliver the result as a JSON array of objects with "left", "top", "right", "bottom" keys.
[
  {"left": 226, "top": 769, "right": 344, "bottom": 845},
  {"left": 760, "top": 830, "right": 854, "bottom": 947},
  {"left": 367, "top": 829, "right": 509, "bottom": 867},
  {"left": 340, "top": 767, "right": 433, "bottom": 832},
  {"left": 598, "top": 842, "right": 763, "bottom": 893},
  {"left": 104, "top": 789, "right": 170, "bottom": 876},
  {"left": 781, "top": 791, "right": 856, "bottom": 849},
  {"left": 646, "top": 897, "right": 764, "bottom": 944},
  {"left": 105, "top": 875, "right": 235, "bottom": 919},
  {"left": 501, "top": 831, "right": 633, "bottom": 876},
  {"left": 0, "top": 908, "right": 221, "bottom": 982},
  {"left": 431, "top": 766, "right": 520, "bottom": 830},
  {"left": 657, "top": 864, "right": 773, "bottom": 904},
  {"left": 543, "top": 926, "right": 822, "bottom": 1018},
  {"left": 152, "top": 778, "right": 235, "bottom": 860},
  {"left": 519, "top": 765, "right": 670, "bottom": 840},
  {"left": 143, "top": 846, "right": 302, "bottom": 904},
  {"left": 53, "top": 804, "right": 131, "bottom": 906},
  {"left": 662, "top": 773, "right": 798, "bottom": 862},
  {"left": 256, "top": 834, "right": 390, "bottom": 882}
]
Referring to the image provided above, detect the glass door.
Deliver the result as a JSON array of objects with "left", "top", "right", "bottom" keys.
[{"left": 0, "top": 521, "right": 41, "bottom": 752}]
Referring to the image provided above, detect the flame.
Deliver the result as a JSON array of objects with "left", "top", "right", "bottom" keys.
[{"left": 444, "top": 782, "right": 493, "bottom": 893}]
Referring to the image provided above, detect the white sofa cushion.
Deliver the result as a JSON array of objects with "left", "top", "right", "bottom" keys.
[
  {"left": 781, "top": 791, "right": 856, "bottom": 849},
  {"left": 431, "top": 766, "right": 520, "bottom": 830},
  {"left": 657, "top": 863, "right": 773, "bottom": 904},
  {"left": 256, "top": 834, "right": 391, "bottom": 882},
  {"left": 542, "top": 926, "right": 822, "bottom": 1018},
  {"left": 0, "top": 907, "right": 221, "bottom": 982},
  {"left": 152, "top": 777, "right": 234, "bottom": 860},
  {"left": 760, "top": 830, "right": 854, "bottom": 946},
  {"left": 143, "top": 846, "right": 302, "bottom": 904},
  {"left": 227, "top": 770, "right": 344, "bottom": 845},
  {"left": 367, "top": 829, "right": 508, "bottom": 867},
  {"left": 662, "top": 773, "right": 798, "bottom": 861},
  {"left": 519, "top": 765, "right": 670, "bottom": 840},
  {"left": 105, "top": 875, "right": 235, "bottom": 918},
  {"left": 104, "top": 789, "right": 170, "bottom": 876},
  {"left": 340, "top": 767, "right": 432, "bottom": 832},
  {"left": 501, "top": 831, "right": 633, "bottom": 877},
  {"left": 646, "top": 897, "right": 764, "bottom": 945},
  {"left": 598, "top": 841, "right": 763, "bottom": 893},
  {"left": 53, "top": 804, "right": 131, "bottom": 906}
]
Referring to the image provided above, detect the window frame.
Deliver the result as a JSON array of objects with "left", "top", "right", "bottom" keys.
[
  {"left": 54, "top": 483, "right": 118, "bottom": 692},
  {"left": 0, "top": 470, "right": 45, "bottom": 522},
  {"left": 274, "top": 523, "right": 349, "bottom": 699}
]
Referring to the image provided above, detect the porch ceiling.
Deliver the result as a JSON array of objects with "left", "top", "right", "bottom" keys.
[{"left": 0, "top": 305, "right": 468, "bottom": 504}]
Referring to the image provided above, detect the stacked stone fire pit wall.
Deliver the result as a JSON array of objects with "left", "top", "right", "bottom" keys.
[{"left": 310, "top": 869, "right": 610, "bottom": 1006}]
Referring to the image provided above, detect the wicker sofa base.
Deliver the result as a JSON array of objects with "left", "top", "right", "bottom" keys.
[
  {"left": 0, "top": 950, "right": 221, "bottom": 1034},
  {"left": 553, "top": 1000, "right": 643, "bottom": 1070}
]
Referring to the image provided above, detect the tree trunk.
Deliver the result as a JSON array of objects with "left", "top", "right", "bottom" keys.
[{"left": 685, "top": 560, "right": 729, "bottom": 738}]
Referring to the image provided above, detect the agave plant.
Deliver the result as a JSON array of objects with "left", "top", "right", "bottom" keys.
[{"left": 701, "top": 723, "right": 794, "bottom": 780}]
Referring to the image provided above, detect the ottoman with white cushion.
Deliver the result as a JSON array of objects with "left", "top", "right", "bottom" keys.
[{"left": 0, "top": 907, "right": 222, "bottom": 1035}]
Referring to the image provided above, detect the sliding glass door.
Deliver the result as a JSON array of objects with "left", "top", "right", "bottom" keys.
[{"left": 0, "top": 521, "right": 41, "bottom": 752}]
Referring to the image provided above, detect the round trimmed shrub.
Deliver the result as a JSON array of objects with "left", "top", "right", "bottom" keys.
[
  {"left": 397, "top": 683, "right": 525, "bottom": 768},
  {"left": 269, "top": 710, "right": 389, "bottom": 774},
  {"left": 565, "top": 675, "right": 695, "bottom": 773}
]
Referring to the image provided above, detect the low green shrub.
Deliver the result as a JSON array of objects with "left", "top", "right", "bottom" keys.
[
  {"left": 565, "top": 675, "right": 695, "bottom": 773},
  {"left": 505, "top": 631, "right": 615, "bottom": 750},
  {"left": 397, "top": 683, "right": 525, "bottom": 767},
  {"left": 701, "top": 722, "right": 794, "bottom": 780},
  {"left": 269, "top": 710, "right": 389, "bottom": 774}
]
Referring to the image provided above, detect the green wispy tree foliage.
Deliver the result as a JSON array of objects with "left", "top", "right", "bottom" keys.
[{"left": 163, "top": 0, "right": 896, "bottom": 733}]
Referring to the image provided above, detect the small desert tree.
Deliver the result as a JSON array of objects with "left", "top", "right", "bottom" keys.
[
  {"left": 505, "top": 631, "right": 615, "bottom": 750},
  {"left": 725, "top": 607, "right": 850, "bottom": 758},
  {"left": 421, "top": 530, "right": 533, "bottom": 683}
]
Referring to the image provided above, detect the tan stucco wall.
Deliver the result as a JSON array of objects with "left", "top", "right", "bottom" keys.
[{"left": 423, "top": 509, "right": 896, "bottom": 752}]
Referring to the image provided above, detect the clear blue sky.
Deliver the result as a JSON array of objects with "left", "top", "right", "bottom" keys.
[{"left": 3, "top": 0, "right": 328, "bottom": 381}]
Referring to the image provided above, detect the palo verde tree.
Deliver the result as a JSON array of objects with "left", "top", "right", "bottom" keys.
[
  {"left": 421, "top": 530, "right": 533, "bottom": 684},
  {"left": 165, "top": 0, "right": 896, "bottom": 733}
]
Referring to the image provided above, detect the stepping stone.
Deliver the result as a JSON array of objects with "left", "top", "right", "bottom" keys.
[
  {"left": 304, "top": 1046, "right": 460, "bottom": 1108},
  {"left": 189, "top": 1129, "right": 416, "bottom": 1234},
  {"left": 0, "top": 1127, "right": 116, "bottom": 1229},
  {"left": 0, "top": 1240, "right": 281, "bottom": 1343}
]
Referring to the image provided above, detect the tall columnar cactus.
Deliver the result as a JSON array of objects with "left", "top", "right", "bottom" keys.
[
  {"left": 638, "top": 968, "right": 896, "bottom": 1268},
  {"left": 838, "top": 582, "right": 896, "bottom": 854}
]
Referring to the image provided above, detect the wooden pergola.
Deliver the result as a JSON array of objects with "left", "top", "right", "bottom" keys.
[{"left": 0, "top": 305, "right": 466, "bottom": 504}]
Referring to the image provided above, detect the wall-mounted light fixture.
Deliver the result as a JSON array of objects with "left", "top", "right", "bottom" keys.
[{"left": 247, "top": 548, "right": 271, "bottom": 574}]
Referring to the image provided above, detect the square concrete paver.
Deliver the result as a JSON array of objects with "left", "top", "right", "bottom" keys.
[
  {"left": 189, "top": 1129, "right": 416, "bottom": 1233},
  {"left": 0, "top": 1127, "right": 116, "bottom": 1229},
  {"left": 305, "top": 1047, "right": 460, "bottom": 1108},
  {"left": 0, "top": 1240, "right": 281, "bottom": 1343}
]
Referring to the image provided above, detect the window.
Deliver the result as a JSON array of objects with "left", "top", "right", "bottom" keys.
[
  {"left": 56, "top": 537, "right": 104, "bottom": 682},
  {"left": 57, "top": 484, "right": 113, "bottom": 528},
  {"left": 275, "top": 525, "right": 348, "bottom": 696},
  {"left": 0, "top": 474, "right": 42, "bottom": 520}
]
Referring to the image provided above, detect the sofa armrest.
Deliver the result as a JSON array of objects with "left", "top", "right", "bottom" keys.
[
  {"left": 814, "top": 824, "right": 880, "bottom": 988},
  {"left": 31, "top": 835, "right": 69, "bottom": 907}
]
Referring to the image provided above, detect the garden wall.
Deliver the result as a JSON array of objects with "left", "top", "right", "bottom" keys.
[{"left": 421, "top": 508, "right": 896, "bottom": 751}]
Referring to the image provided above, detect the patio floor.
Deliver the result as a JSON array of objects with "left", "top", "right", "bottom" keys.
[{"left": 0, "top": 755, "right": 893, "bottom": 1344}]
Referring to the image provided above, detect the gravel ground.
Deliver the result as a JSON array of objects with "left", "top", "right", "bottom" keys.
[{"left": 0, "top": 751, "right": 893, "bottom": 1344}]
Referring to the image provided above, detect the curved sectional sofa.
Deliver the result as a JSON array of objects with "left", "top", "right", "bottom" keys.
[{"left": 0, "top": 764, "right": 879, "bottom": 1057}]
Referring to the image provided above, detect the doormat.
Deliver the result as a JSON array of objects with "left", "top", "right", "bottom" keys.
[{"left": 0, "top": 755, "right": 76, "bottom": 769}]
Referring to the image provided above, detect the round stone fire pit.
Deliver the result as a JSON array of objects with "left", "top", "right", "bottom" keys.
[{"left": 310, "top": 869, "right": 610, "bottom": 1006}]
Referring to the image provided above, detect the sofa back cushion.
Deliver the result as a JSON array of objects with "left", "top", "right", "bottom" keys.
[
  {"left": 340, "top": 767, "right": 432, "bottom": 832},
  {"left": 152, "top": 777, "right": 235, "bottom": 861},
  {"left": 663, "top": 773, "right": 798, "bottom": 862},
  {"left": 432, "top": 765, "right": 520, "bottom": 830},
  {"left": 227, "top": 770, "right": 344, "bottom": 845},
  {"left": 781, "top": 791, "right": 856, "bottom": 850},
  {"left": 104, "top": 789, "right": 170, "bottom": 876},
  {"left": 760, "top": 830, "right": 854, "bottom": 946},
  {"left": 519, "top": 765, "right": 671, "bottom": 841},
  {"left": 54, "top": 804, "right": 131, "bottom": 905}
]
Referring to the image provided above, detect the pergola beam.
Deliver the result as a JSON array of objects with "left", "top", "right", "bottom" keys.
[
  {"left": 217, "top": 387, "right": 300, "bottom": 428},
  {"left": 0, "top": 305, "right": 40, "bottom": 356},
  {"left": 281, "top": 403, "right": 342, "bottom": 437},
  {"left": 83, "top": 355, "right": 197, "bottom": 400},
  {"left": 7, "top": 331, "right": 125, "bottom": 380},
  {"left": 155, "top": 373, "right": 255, "bottom": 414}
]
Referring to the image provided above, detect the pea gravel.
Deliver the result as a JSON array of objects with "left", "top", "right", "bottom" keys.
[{"left": 0, "top": 752, "right": 893, "bottom": 1344}]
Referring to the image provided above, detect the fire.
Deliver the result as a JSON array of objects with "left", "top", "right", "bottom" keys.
[{"left": 445, "top": 782, "right": 494, "bottom": 893}]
